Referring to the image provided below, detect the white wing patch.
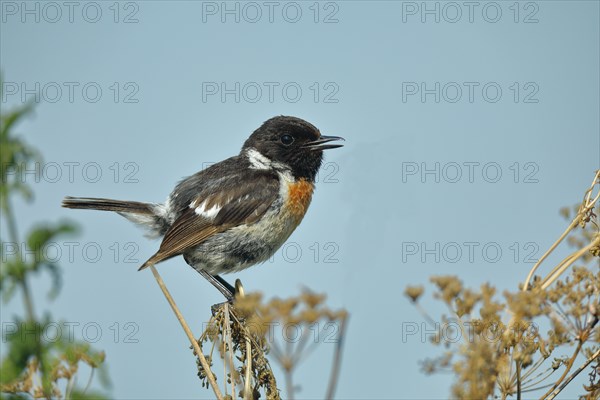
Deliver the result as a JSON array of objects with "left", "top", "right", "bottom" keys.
[
  {"left": 246, "top": 148, "right": 272, "bottom": 170},
  {"left": 193, "top": 200, "right": 222, "bottom": 219}
]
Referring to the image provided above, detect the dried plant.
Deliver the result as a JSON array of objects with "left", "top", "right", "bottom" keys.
[
  {"left": 196, "top": 288, "right": 348, "bottom": 399},
  {"left": 150, "top": 265, "right": 348, "bottom": 400},
  {"left": 406, "top": 170, "right": 600, "bottom": 399}
]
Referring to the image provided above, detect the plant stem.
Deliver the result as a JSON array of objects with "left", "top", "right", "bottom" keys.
[
  {"left": 541, "top": 237, "right": 599, "bottom": 290},
  {"left": 523, "top": 217, "right": 579, "bottom": 291},
  {"left": 244, "top": 334, "right": 252, "bottom": 400},
  {"left": 285, "top": 368, "right": 294, "bottom": 400},
  {"left": 516, "top": 360, "right": 521, "bottom": 400},
  {"left": 538, "top": 341, "right": 582, "bottom": 399},
  {"left": 3, "top": 186, "right": 50, "bottom": 398},
  {"left": 546, "top": 348, "right": 600, "bottom": 400},
  {"left": 20, "top": 279, "right": 36, "bottom": 323},
  {"left": 325, "top": 314, "right": 348, "bottom": 400},
  {"left": 148, "top": 265, "right": 224, "bottom": 399},
  {"left": 524, "top": 169, "right": 600, "bottom": 291},
  {"left": 3, "top": 195, "right": 36, "bottom": 321}
]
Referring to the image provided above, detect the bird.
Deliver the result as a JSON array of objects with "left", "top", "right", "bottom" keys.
[{"left": 62, "top": 116, "right": 344, "bottom": 300}]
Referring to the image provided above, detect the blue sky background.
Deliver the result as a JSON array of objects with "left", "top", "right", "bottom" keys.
[{"left": 1, "top": 1, "right": 599, "bottom": 398}]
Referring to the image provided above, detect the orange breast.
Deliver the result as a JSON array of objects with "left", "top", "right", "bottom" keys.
[{"left": 286, "top": 179, "right": 314, "bottom": 221}]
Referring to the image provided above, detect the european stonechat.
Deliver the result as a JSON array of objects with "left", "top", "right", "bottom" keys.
[{"left": 62, "top": 116, "right": 344, "bottom": 300}]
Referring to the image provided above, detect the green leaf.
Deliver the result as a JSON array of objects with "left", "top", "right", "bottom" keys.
[
  {"left": 67, "top": 389, "right": 109, "bottom": 400},
  {"left": 0, "top": 74, "right": 109, "bottom": 398},
  {"left": 24, "top": 221, "right": 79, "bottom": 298}
]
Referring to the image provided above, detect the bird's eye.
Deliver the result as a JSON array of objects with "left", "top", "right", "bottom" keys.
[{"left": 280, "top": 134, "right": 294, "bottom": 146}]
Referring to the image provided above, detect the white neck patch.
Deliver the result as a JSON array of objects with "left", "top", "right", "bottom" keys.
[{"left": 246, "top": 148, "right": 272, "bottom": 170}]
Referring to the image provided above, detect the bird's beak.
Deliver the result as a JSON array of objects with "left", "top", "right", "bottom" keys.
[{"left": 304, "top": 135, "right": 345, "bottom": 151}]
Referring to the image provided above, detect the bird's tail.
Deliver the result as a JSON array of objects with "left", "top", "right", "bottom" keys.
[
  {"left": 62, "top": 196, "right": 155, "bottom": 214},
  {"left": 62, "top": 196, "right": 169, "bottom": 239}
]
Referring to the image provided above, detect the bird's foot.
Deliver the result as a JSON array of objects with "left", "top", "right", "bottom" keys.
[{"left": 211, "top": 279, "right": 245, "bottom": 316}]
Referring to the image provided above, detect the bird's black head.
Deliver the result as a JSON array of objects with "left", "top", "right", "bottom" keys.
[{"left": 242, "top": 116, "right": 344, "bottom": 181}]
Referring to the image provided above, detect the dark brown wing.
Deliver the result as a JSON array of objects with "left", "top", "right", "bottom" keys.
[{"left": 139, "top": 174, "right": 279, "bottom": 269}]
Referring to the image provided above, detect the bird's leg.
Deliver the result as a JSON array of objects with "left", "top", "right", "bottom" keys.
[
  {"left": 215, "top": 274, "right": 237, "bottom": 298},
  {"left": 197, "top": 270, "right": 235, "bottom": 302}
]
